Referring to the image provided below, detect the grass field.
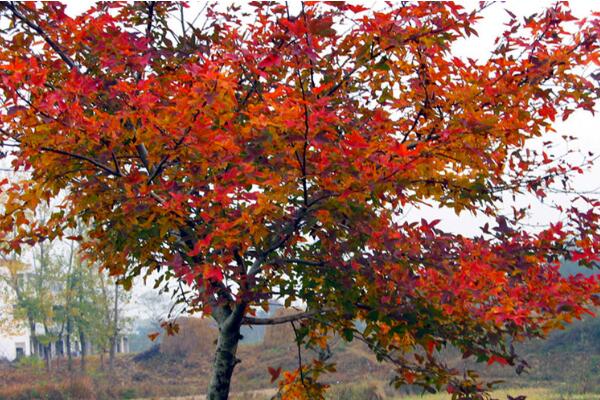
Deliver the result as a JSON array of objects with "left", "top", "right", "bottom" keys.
[
  {"left": 155, "top": 385, "right": 600, "bottom": 400},
  {"left": 397, "top": 388, "right": 600, "bottom": 400},
  {"left": 2, "top": 349, "right": 599, "bottom": 400}
]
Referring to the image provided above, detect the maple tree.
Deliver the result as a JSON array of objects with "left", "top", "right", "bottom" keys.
[{"left": 1, "top": 1, "right": 600, "bottom": 399}]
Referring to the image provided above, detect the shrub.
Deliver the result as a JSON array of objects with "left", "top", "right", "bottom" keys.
[
  {"left": 38, "top": 383, "right": 64, "bottom": 400},
  {"left": 0, "top": 376, "right": 96, "bottom": 400},
  {"left": 14, "top": 356, "right": 44, "bottom": 371},
  {"left": 66, "top": 376, "right": 95, "bottom": 400},
  {"left": 119, "top": 388, "right": 137, "bottom": 400},
  {"left": 160, "top": 317, "right": 217, "bottom": 359}
]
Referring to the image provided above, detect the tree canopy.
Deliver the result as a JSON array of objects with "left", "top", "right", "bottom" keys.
[{"left": 0, "top": 2, "right": 599, "bottom": 399}]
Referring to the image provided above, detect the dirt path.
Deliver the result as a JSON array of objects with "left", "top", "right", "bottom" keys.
[{"left": 135, "top": 387, "right": 277, "bottom": 400}]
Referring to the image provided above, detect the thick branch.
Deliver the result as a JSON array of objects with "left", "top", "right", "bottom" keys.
[
  {"left": 247, "top": 192, "right": 335, "bottom": 276},
  {"left": 147, "top": 110, "right": 199, "bottom": 184},
  {"left": 145, "top": 2, "right": 156, "bottom": 40},
  {"left": 247, "top": 206, "right": 311, "bottom": 277},
  {"left": 241, "top": 308, "right": 333, "bottom": 325},
  {"left": 135, "top": 143, "right": 156, "bottom": 176},
  {"left": 274, "top": 258, "right": 325, "bottom": 267},
  {"left": 39, "top": 146, "right": 120, "bottom": 176},
  {"left": 6, "top": 2, "right": 77, "bottom": 71}
]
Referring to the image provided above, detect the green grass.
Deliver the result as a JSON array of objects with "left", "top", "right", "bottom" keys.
[
  {"left": 325, "top": 380, "right": 600, "bottom": 400},
  {"left": 144, "top": 387, "right": 600, "bottom": 400},
  {"left": 395, "top": 387, "right": 600, "bottom": 400}
]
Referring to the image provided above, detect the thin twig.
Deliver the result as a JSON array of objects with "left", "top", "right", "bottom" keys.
[
  {"left": 290, "top": 321, "right": 307, "bottom": 390},
  {"left": 6, "top": 2, "right": 77, "bottom": 71}
]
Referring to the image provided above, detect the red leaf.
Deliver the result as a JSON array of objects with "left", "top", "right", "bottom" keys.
[
  {"left": 309, "top": 16, "right": 335, "bottom": 36},
  {"left": 258, "top": 53, "right": 281, "bottom": 69},
  {"left": 345, "top": 132, "right": 369, "bottom": 148},
  {"left": 279, "top": 18, "right": 307, "bottom": 36},
  {"left": 183, "top": 272, "right": 196, "bottom": 285},
  {"left": 147, "top": 332, "right": 160, "bottom": 342},
  {"left": 268, "top": 366, "right": 282, "bottom": 383},
  {"left": 347, "top": 5, "right": 368, "bottom": 13},
  {"left": 487, "top": 355, "right": 509, "bottom": 366},
  {"left": 571, "top": 248, "right": 599, "bottom": 263},
  {"left": 205, "top": 265, "right": 224, "bottom": 281},
  {"left": 539, "top": 104, "right": 557, "bottom": 121},
  {"left": 188, "top": 234, "right": 213, "bottom": 257},
  {"left": 425, "top": 339, "right": 436, "bottom": 355}
]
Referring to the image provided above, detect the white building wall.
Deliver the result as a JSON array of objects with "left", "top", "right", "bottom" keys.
[
  {"left": 0, "top": 330, "right": 31, "bottom": 361},
  {"left": 0, "top": 277, "right": 32, "bottom": 361}
]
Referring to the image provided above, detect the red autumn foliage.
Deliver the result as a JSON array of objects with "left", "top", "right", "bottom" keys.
[{"left": 0, "top": 2, "right": 599, "bottom": 399}]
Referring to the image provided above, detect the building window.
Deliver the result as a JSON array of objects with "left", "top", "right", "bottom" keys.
[{"left": 15, "top": 343, "right": 25, "bottom": 359}]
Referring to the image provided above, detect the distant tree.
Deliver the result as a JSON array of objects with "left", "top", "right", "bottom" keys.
[
  {"left": 0, "top": 257, "right": 30, "bottom": 338},
  {"left": 62, "top": 233, "right": 129, "bottom": 373},
  {"left": 0, "top": 228, "right": 58, "bottom": 369},
  {"left": 31, "top": 239, "right": 63, "bottom": 371},
  {"left": 0, "top": 2, "right": 599, "bottom": 399},
  {"left": 70, "top": 256, "right": 100, "bottom": 372},
  {"left": 126, "top": 291, "right": 173, "bottom": 353},
  {"left": 136, "top": 290, "right": 174, "bottom": 333},
  {"left": 0, "top": 218, "right": 129, "bottom": 372},
  {"left": 0, "top": 186, "right": 41, "bottom": 356},
  {"left": 100, "top": 274, "right": 131, "bottom": 371},
  {"left": 62, "top": 233, "right": 131, "bottom": 372},
  {"left": 0, "top": 206, "right": 64, "bottom": 371}
]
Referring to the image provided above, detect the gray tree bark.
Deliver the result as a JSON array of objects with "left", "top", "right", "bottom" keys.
[
  {"left": 28, "top": 321, "right": 37, "bottom": 357},
  {"left": 109, "top": 282, "right": 119, "bottom": 371},
  {"left": 66, "top": 317, "right": 72, "bottom": 371},
  {"left": 44, "top": 344, "right": 51, "bottom": 372},
  {"left": 79, "top": 330, "right": 86, "bottom": 372},
  {"left": 206, "top": 304, "right": 245, "bottom": 400}
]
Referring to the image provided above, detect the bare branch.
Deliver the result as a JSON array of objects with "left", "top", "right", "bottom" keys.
[
  {"left": 39, "top": 146, "right": 119, "bottom": 176},
  {"left": 145, "top": 2, "right": 156, "bottom": 40},
  {"left": 241, "top": 308, "right": 333, "bottom": 325},
  {"left": 147, "top": 111, "right": 199, "bottom": 185},
  {"left": 291, "top": 320, "right": 307, "bottom": 390},
  {"left": 274, "top": 258, "right": 325, "bottom": 267},
  {"left": 179, "top": 3, "right": 186, "bottom": 40},
  {"left": 5, "top": 2, "right": 77, "bottom": 71},
  {"left": 135, "top": 144, "right": 152, "bottom": 173}
]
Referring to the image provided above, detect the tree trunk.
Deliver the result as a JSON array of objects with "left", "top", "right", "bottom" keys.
[
  {"left": 44, "top": 344, "right": 51, "bottom": 372},
  {"left": 66, "top": 318, "right": 72, "bottom": 371},
  {"left": 28, "top": 321, "right": 37, "bottom": 357},
  {"left": 109, "top": 337, "right": 116, "bottom": 370},
  {"left": 207, "top": 308, "right": 245, "bottom": 400},
  {"left": 65, "top": 240, "right": 75, "bottom": 372},
  {"left": 79, "top": 330, "right": 86, "bottom": 372},
  {"left": 109, "top": 282, "right": 119, "bottom": 371}
]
